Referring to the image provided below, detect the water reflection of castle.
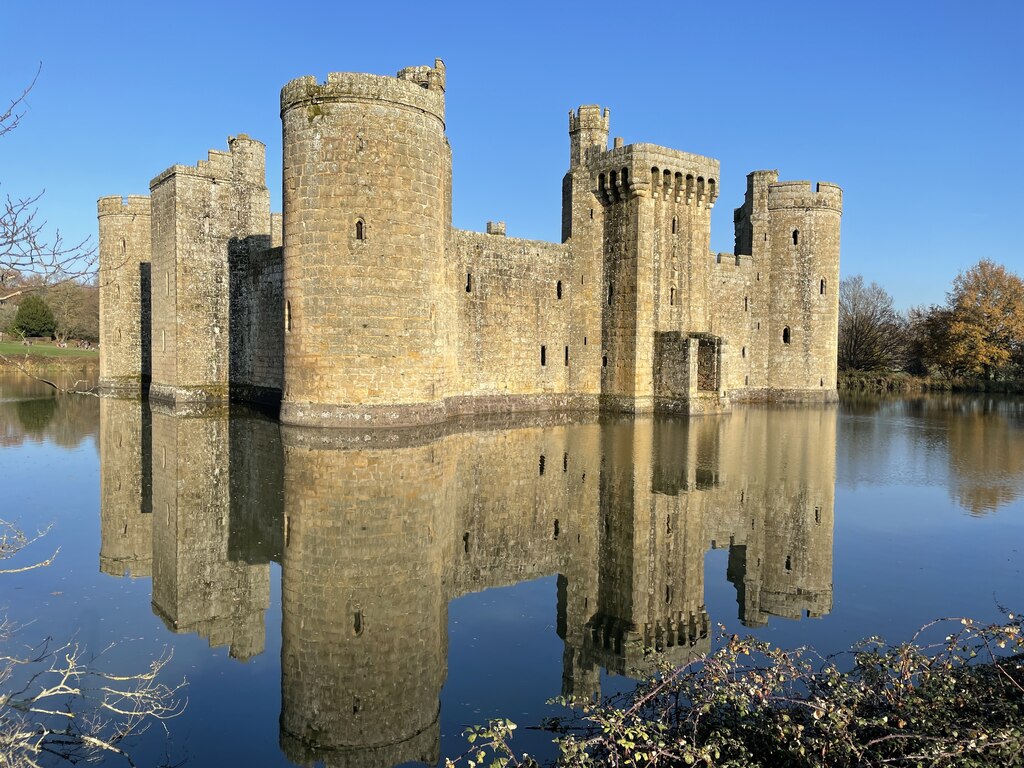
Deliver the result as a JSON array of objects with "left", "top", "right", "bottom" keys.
[{"left": 99, "top": 402, "right": 835, "bottom": 768}]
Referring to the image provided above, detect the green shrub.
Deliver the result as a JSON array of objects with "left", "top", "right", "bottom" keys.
[
  {"left": 12, "top": 294, "right": 56, "bottom": 338},
  {"left": 450, "top": 616, "right": 1024, "bottom": 768}
]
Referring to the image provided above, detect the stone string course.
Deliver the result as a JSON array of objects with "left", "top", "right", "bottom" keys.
[{"left": 98, "top": 58, "right": 841, "bottom": 426}]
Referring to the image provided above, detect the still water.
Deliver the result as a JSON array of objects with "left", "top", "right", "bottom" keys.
[{"left": 1, "top": 370, "right": 1022, "bottom": 766}]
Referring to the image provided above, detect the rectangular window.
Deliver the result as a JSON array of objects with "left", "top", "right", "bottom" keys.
[{"left": 540, "top": 345, "right": 546, "bottom": 366}]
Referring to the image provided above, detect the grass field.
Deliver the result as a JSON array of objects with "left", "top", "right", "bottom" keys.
[{"left": 0, "top": 341, "right": 98, "bottom": 359}]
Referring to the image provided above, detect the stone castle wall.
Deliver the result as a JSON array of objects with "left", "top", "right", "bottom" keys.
[
  {"left": 447, "top": 228, "right": 599, "bottom": 413},
  {"left": 148, "top": 136, "right": 272, "bottom": 409},
  {"left": 98, "top": 58, "right": 840, "bottom": 425}
]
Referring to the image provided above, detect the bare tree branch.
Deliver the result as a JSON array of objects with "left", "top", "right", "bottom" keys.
[
  {"left": 1, "top": 65, "right": 97, "bottom": 303},
  {"left": 1, "top": 521, "right": 186, "bottom": 765}
]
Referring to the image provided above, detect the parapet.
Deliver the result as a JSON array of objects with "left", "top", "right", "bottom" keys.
[
  {"left": 714, "top": 252, "right": 750, "bottom": 269},
  {"left": 767, "top": 180, "right": 842, "bottom": 212},
  {"left": 280, "top": 61, "right": 446, "bottom": 126},
  {"left": 397, "top": 58, "right": 446, "bottom": 92},
  {"left": 149, "top": 135, "right": 267, "bottom": 190},
  {"left": 569, "top": 105, "right": 610, "bottom": 134},
  {"left": 97, "top": 195, "right": 151, "bottom": 217},
  {"left": 590, "top": 144, "right": 720, "bottom": 206},
  {"left": 486, "top": 221, "right": 506, "bottom": 236}
]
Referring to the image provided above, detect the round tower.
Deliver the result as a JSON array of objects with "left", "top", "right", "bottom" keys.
[
  {"left": 765, "top": 181, "right": 842, "bottom": 399},
  {"left": 97, "top": 195, "right": 151, "bottom": 396},
  {"left": 280, "top": 60, "right": 452, "bottom": 427}
]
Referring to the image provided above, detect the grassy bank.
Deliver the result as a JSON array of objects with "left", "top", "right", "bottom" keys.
[
  {"left": 839, "top": 370, "right": 1024, "bottom": 395},
  {"left": 0, "top": 341, "right": 99, "bottom": 372}
]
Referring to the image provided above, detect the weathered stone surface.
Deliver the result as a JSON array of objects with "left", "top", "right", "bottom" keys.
[
  {"left": 97, "top": 196, "right": 151, "bottom": 395},
  {"left": 98, "top": 58, "right": 841, "bottom": 425}
]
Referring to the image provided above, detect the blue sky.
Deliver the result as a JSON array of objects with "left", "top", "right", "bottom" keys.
[{"left": 1, "top": 0, "right": 1020, "bottom": 310}]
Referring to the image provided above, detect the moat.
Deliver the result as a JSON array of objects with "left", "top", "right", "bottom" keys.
[{"left": 2, "top": 370, "right": 1022, "bottom": 767}]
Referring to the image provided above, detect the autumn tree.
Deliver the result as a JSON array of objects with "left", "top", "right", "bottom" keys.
[
  {"left": 838, "top": 276, "right": 907, "bottom": 371},
  {"left": 941, "top": 260, "right": 1024, "bottom": 379},
  {"left": 904, "top": 304, "right": 951, "bottom": 377}
]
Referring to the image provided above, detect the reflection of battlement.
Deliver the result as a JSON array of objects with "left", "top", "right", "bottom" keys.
[
  {"left": 99, "top": 397, "right": 152, "bottom": 578},
  {"left": 149, "top": 409, "right": 270, "bottom": 660}
]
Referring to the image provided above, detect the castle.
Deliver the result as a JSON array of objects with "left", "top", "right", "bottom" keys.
[{"left": 98, "top": 58, "right": 842, "bottom": 425}]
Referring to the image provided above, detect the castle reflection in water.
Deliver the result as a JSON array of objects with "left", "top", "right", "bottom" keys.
[{"left": 99, "top": 401, "right": 835, "bottom": 768}]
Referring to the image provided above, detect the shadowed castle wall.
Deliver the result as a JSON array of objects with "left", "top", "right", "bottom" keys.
[
  {"left": 98, "top": 196, "right": 151, "bottom": 395},
  {"left": 150, "top": 409, "right": 270, "bottom": 660},
  {"left": 149, "top": 136, "right": 271, "bottom": 409},
  {"left": 230, "top": 244, "right": 283, "bottom": 406},
  {"left": 99, "top": 397, "right": 152, "bottom": 577}
]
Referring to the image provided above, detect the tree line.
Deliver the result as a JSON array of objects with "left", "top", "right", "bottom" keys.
[
  {"left": 840, "top": 259, "right": 1024, "bottom": 383},
  {"left": 0, "top": 274, "right": 98, "bottom": 343}
]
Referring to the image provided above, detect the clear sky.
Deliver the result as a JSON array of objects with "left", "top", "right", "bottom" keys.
[{"left": 1, "top": 0, "right": 1020, "bottom": 310}]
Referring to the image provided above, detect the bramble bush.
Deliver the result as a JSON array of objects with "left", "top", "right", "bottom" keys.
[{"left": 449, "top": 615, "right": 1023, "bottom": 768}]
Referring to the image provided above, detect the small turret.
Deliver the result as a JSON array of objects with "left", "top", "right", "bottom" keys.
[{"left": 568, "top": 105, "right": 610, "bottom": 167}]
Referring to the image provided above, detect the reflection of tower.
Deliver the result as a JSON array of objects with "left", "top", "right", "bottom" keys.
[
  {"left": 280, "top": 429, "right": 451, "bottom": 768},
  {"left": 149, "top": 408, "right": 270, "bottom": 660},
  {"left": 99, "top": 397, "right": 152, "bottom": 578},
  {"left": 583, "top": 419, "right": 711, "bottom": 681},
  {"left": 721, "top": 409, "right": 836, "bottom": 626}
]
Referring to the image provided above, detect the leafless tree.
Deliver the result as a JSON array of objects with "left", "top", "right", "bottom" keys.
[
  {"left": 838, "top": 275, "right": 908, "bottom": 372},
  {"left": 1, "top": 66, "right": 97, "bottom": 304},
  {"left": 1, "top": 519, "right": 185, "bottom": 766}
]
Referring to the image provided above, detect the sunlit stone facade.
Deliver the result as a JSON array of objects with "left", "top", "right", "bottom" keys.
[{"left": 98, "top": 58, "right": 841, "bottom": 424}]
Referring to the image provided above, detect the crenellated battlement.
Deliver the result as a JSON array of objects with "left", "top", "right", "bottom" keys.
[
  {"left": 97, "top": 195, "right": 151, "bottom": 217},
  {"left": 281, "top": 62, "right": 446, "bottom": 126},
  {"left": 396, "top": 58, "right": 446, "bottom": 92},
  {"left": 767, "top": 180, "right": 842, "bottom": 212},
  {"left": 149, "top": 135, "right": 267, "bottom": 190},
  {"left": 713, "top": 252, "right": 751, "bottom": 270},
  {"left": 569, "top": 104, "right": 610, "bottom": 135}
]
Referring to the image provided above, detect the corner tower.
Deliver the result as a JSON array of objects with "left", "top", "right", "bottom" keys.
[
  {"left": 765, "top": 181, "right": 842, "bottom": 398},
  {"left": 280, "top": 59, "right": 453, "bottom": 427},
  {"left": 97, "top": 195, "right": 151, "bottom": 396},
  {"left": 148, "top": 136, "right": 271, "bottom": 408}
]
